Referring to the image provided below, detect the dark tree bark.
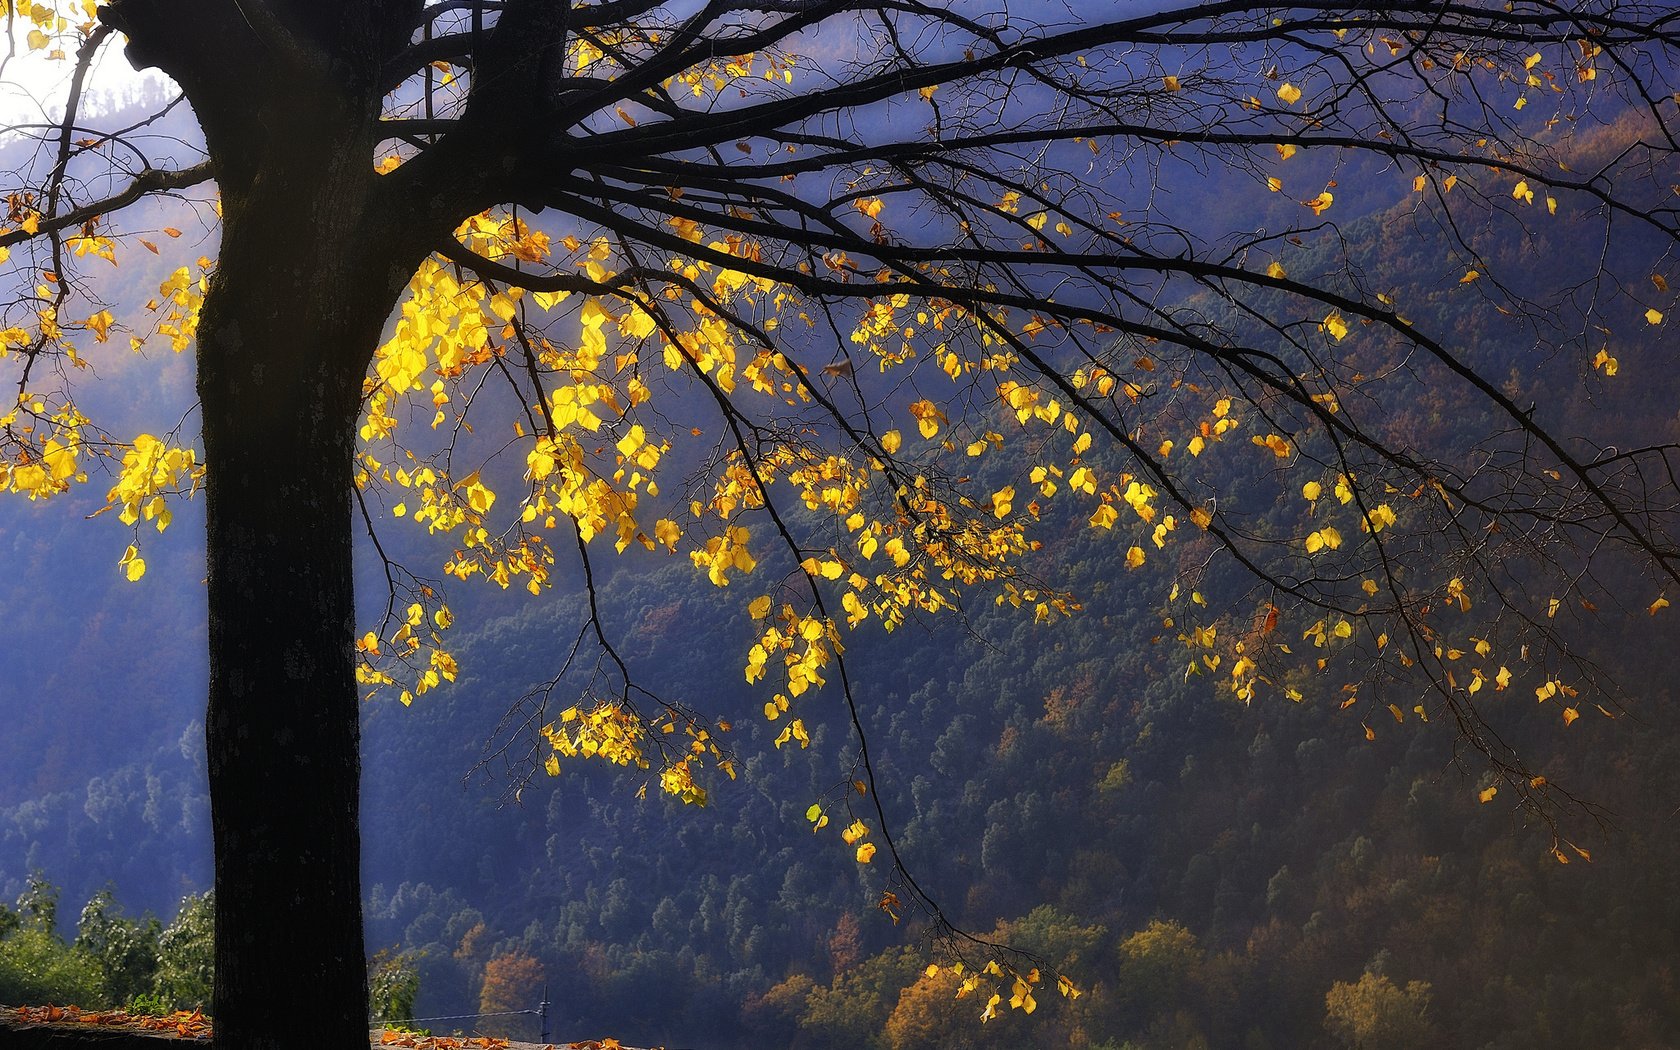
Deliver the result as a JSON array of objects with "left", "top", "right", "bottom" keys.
[
  {"left": 196, "top": 242, "right": 385, "bottom": 1049},
  {"left": 96, "top": 5, "right": 439, "bottom": 1045},
  {"left": 196, "top": 159, "right": 450, "bottom": 1050}
]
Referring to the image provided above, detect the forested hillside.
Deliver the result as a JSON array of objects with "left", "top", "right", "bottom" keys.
[{"left": 5, "top": 86, "right": 1680, "bottom": 1050}]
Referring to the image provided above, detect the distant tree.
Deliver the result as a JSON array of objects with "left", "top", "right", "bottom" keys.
[
  {"left": 14, "top": 872, "right": 59, "bottom": 934},
  {"left": 73, "top": 889, "right": 162, "bottom": 1006},
  {"left": 367, "top": 946, "right": 422, "bottom": 1027},
  {"left": 0, "top": 876, "right": 104, "bottom": 1006},
  {"left": 801, "top": 945, "right": 924, "bottom": 1050},
  {"left": 5, "top": 4, "right": 1680, "bottom": 1047},
  {"left": 883, "top": 967, "right": 976, "bottom": 1050},
  {"left": 478, "top": 951, "right": 543, "bottom": 1038},
  {"left": 1109, "top": 919, "right": 1206, "bottom": 1034},
  {"left": 151, "top": 892, "right": 214, "bottom": 1011},
  {"left": 1323, "top": 972, "right": 1437, "bottom": 1050},
  {"left": 826, "top": 911, "right": 863, "bottom": 976},
  {"left": 740, "top": 971, "right": 816, "bottom": 1047}
]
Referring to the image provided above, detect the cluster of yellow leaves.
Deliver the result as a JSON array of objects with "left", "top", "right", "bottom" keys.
[
  {"left": 342, "top": 136, "right": 1620, "bottom": 888},
  {"left": 145, "top": 263, "right": 208, "bottom": 353},
  {"left": 0, "top": 395, "right": 87, "bottom": 500},
  {"left": 662, "top": 49, "right": 796, "bottom": 97},
  {"left": 922, "top": 959, "right": 1081, "bottom": 1022},
  {"left": 0, "top": 222, "right": 211, "bottom": 576},
  {"left": 538, "top": 702, "right": 733, "bottom": 806},
  {"left": 747, "top": 602, "right": 836, "bottom": 752},
  {"left": 7, "top": 0, "right": 97, "bottom": 60},
  {"left": 101, "top": 433, "right": 200, "bottom": 532},
  {"left": 354, "top": 601, "right": 459, "bottom": 707}
]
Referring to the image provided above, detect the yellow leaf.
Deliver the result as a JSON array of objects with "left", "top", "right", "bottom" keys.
[
  {"left": 1646, "top": 308, "right": 1664, "bottom": 325},
  {"left": 1125, "top": 546, "right": 1145, "bottom": 569},
  {"left": 749, "top": 595, "right": 772, "bottom": 620},
  {"left": 1478, "top": 785, "right": 1497, "bottom": 803},
  {"left": 1649, "top": 596, "right": 1669, "bottom": 616},
  {"left": 880, "top": 429, "right": 901, "bottom": 454},
  {"left": 1305, "top": 526, "right": 1342, "bottom": 553},
  {"left": 1302, "top": 481, "right": 1322, "bottom": 501},
  {"left": 1162, "top": 75, "right": 1181, "bottom": 92},
  {"left": 1460, "top": 269, "right": 1480, "bottom": 284},
  {"left": 1323, "top": 313, "right": 1349, "bottom": 341},
  {"left": 855, "top": 841, "right": 877, "bottom": 864},
  {"left": 1277, "top": 82, "right": 1302, "bottom": 105},
  {"left": 1266, "top": 260, "right": 1287, "bottom": 279},
  {"left": 125, "top": 556, "right": 146, "bottom": 582},
  {"left": 42, "top": 438, "right": 77, "bottom": 481},
  {"left": 1563, "top": 707, "right": 1580, "bottom": 726},
  {"left": 992, "top": 486, "right": 1014, "bottom": 519}
]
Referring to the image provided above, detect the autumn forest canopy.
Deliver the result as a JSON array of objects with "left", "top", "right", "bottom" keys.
[{"left": 2, "top": 1, "right": 1680, "bottom": 1047}]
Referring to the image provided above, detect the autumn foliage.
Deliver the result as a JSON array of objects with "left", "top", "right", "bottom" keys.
[
  {"left": 4, "top": 0, "right": 1680, "bottom": 1045},
  {"left": 477, "top": 952, "right": 543, "bottom": 1024}
]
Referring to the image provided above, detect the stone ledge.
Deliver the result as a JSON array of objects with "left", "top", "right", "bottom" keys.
[{"left": 0, "top": 1021, "right": 658, "bottom": 1050}]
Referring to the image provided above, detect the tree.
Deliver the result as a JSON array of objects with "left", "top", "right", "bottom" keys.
[
  {"left": 1324, "top": 971, "right": 1437, "bottom": 1049},
  {"left": 151, "top": 892, "right": 215, "bottom": 1012},
  {"left": 73, "top": 889, "right": 163, "bottom": 1007},
  {"left": 0, "top": 875, "right": 104, "bottom": 1007},
  {"left": 3, "top": 3, "right": 1680, "bottom": 1048},
  {"left": 367, "top": 947, "right": 422, "bottom": 1028},
  {"left": 477, "top": 951, "right": 544, "bottom": 1032}
]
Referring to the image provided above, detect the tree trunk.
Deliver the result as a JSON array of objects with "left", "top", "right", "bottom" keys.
[{"left": 194, "top": 113, "right": 420, "bottom": 1050}]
